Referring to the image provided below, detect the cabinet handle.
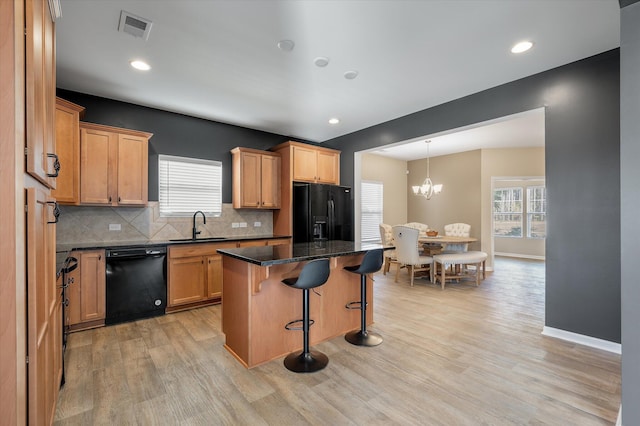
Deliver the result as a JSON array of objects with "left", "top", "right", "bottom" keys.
[
  {"left": 118, "top": 196, "right": 121, "bottom": 202},
  {"left": 108, "top": 196, "right": 112, "bottom": 203},
  {"left": 47, "top": 201, "right": 60, "bottom": 224},
  {"left": 98, "top": 255, "right": 101, "bottom": 260},
  {"left": 46, "top": 153, "right": 60, "bottom": 177}
]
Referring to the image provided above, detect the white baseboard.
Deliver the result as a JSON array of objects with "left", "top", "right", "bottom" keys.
[
  {"left": 495, "top": 252, "right": 545, "bottom": 261},
  {"left": 541, "top": 326, "right": 621, "bottom": 354},
  {"left": 616, "top": 404, "right": 622, "bottom": 426}
]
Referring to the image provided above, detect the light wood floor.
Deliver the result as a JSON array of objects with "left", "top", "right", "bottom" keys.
[{"left": 54, "top": 257, "right": 621, "bottom": 425}]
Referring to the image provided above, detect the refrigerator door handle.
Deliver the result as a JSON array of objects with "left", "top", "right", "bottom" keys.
[{"left": 328, "top": 199, "right": 335, "bottom": 239}]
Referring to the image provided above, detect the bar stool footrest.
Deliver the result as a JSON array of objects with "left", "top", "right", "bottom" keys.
[
  {"left": 284, "top": 318, "right": 314, "bottom": 331},
  {"left": 345, "top": 301, "right": 365, "bottom": 310}
]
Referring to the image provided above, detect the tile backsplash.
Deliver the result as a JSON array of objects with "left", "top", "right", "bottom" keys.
[{"left": 57, "top": 202, "right": 274, "bottom": 244}]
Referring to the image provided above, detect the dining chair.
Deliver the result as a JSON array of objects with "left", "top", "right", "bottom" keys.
[
  {"left": 443, "top": 223, "right": 471, "bottom": 252},
  {"left": 379, "top": 224, "right": 399, "bottom": 275},
  {"left": 403, "top": 222, "right": 429, "bottom": 253},
  {"left": 392, "top": 225, "right": 433, "bottom": 286}
]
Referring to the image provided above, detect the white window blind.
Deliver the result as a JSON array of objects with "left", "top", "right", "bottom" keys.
[
  {"left": 158, "top": 154, "right": 222, "bottom": 217},
  {"left": 361, "top": 180, "right": 383, "bottom": 243}
]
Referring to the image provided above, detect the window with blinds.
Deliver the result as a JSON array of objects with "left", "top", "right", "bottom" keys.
[
  {"left": 158, "top": 154, "right": 222, "bottom": 217},
  {"left": 361, "top": 180, "right": 383, "bottom": 243}
]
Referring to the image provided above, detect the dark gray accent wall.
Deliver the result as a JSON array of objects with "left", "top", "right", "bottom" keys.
[
  {"left": 621, "top": 2, "right": 640, "bottom": 423},
  {"left": 324, "top": 50, "right": 621, "bottom": 344},
  {"left": 56, "top": 89, "right": 294, "bottom": 203}
]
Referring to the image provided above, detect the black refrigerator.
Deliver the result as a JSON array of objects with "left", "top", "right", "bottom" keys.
[{"left": 292, "top": 182, "right": 353, "bottom": 243}]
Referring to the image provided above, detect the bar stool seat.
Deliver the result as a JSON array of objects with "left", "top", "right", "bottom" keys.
[
  {"left": 281, "top": 258, "right": 331, "bottom": 373},
  {"left": 344, "top": 248, "right": 384, "bottom": 346}
]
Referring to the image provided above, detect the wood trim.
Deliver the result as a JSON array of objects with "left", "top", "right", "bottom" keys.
[
  {"left": 0, "top": 0, "right": 26, "bottom": 423},
  {"left": 79, "top": 121, "right": 153, "bottom": 139},
  {"left": 270, "top": 140, "right": 341, "bottom": 155}
]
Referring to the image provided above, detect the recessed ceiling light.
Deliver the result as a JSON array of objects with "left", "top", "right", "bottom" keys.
[
  {"left": 130, "top": 60, "right": 151, "bottom": 71},
  {"left": 344, "top": 70, "right": 359, "bottom": 80},
  {"left": 511, "top": 41, "right": 533, "bottom": 54},
  {"left": 314, "top": 57, "right": 330, "bottom": 67},
  {"left": 277, "top": 39, "right": 295, "bottom": 52},
  {"left": 328, "top": 118, "right": 340, "bottom": 125}
]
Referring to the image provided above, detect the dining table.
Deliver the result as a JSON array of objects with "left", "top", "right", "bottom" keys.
[{"left": 418, "top": 234, "right": 478, "bottom": 256}]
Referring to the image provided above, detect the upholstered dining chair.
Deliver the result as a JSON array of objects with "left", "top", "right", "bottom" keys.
[
  {"left": 379, "top": 224, "right": 399, "bottom": 275},
  {"left": 403, "top": 222, "right": 429, "bottom": 253},
  {"left": 392, "top": 225, "right": 433, "bottom": 286},
  {"left": 443, "top": 223, "right": 471, "bottom": 253}
]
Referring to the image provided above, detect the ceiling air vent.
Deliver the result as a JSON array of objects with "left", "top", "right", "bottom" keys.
[{"left": 118, "top": 10, "right": 152, "bottom": 40}]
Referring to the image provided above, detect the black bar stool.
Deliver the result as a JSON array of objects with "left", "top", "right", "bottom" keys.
[
  {"left": 281, "top": 258, "right": 331, "bottom": 373},
  {"left": 344, "top": 248, "right": 384, "bottom": 346}
]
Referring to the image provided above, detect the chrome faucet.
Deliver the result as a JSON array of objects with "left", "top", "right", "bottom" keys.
[{"left": 192, "top": 211, "right": 206, "bottom": 240}]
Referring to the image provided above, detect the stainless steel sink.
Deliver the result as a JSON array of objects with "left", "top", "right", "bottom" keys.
[{"left": 169, "top": 237, "right": 227, "bottom": 242}]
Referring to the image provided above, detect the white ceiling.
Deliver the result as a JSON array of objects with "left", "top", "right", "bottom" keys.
[
  {"left": 370, "top": 107, "right": 546, "bottom": 161},
  {"left": 55, "top": 0, "right": 620, "bottom": 149}
]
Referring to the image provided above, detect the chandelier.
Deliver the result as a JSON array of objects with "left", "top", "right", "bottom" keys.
[{"left": 412, "top": 140, "right": 443, "bottom": 200}]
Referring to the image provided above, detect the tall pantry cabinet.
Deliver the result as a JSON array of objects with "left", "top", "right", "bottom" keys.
[{"left": 23, "top": 0, "right": 62, "bottom": 424}]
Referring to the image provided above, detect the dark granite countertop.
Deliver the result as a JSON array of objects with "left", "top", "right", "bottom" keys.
[
  {"left": 217, "top": 240, "right": 388, "bottom": 266},
  {"left": 55, "top": 234, "right": 291, "bottom": 276}
]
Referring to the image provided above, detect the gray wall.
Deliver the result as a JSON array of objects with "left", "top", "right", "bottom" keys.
[
  {"left": 56, "top": 89, "right": 302, "bottom": 203},
  {"left": 324, "top": 50, "right": 621, "bottom": 343},
  {"left": 621, "top": 1, "right": 640, "bottom": 423}
]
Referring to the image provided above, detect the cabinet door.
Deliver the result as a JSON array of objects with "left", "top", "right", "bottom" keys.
[
  {"left": 317, "top": 151, "right": 339, "bottom": 184},
  {"left": 66, "top": 255, "right": 82, "bottom": 326},
  {"left": 117, "top": 133, "right": 148, "bottom": 205},
  {"left": 261, "top": 154, "right": 281, "bottom": 208},
  {"left": 168, "top": 256, "right": 206, "bottom": 306},
  {"left": 52, "top": 99, "right": 83, "bottom": 204},
  {"left": 207, "top": 255, "right": 223, "bottom": 299},
  {"left": 79, "top": 250, "right": 106, "bottom": 322},
  {"left": 292, "top": 145, "right": 318, "bottom": 182},
  {"left": 239, "top": 151, "right": 261, "bottom": 208},
  {"left": 25, "top": 187, "right": 58, "bottom": 426},
  {"left": 80, "top": 127, "right": 112, "bottom": 204},
  {"left": 25, "top": 0, "right": 57, "bottom": 189}
]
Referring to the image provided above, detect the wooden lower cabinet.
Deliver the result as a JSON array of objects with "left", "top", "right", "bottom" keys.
[
  {"left": 168, "top": 239, "right": 290, "bottom": 310},
  {"left": 25, "top": 186, "right": 59, "bottom": 425},
  {"left": 168, "top": 242, "right": 235, "bottom": 309},
  {"left": 67, "top": 249, "right": 106, "bottom": 330}
]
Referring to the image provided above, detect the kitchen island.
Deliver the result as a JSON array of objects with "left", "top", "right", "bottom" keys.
[{"left": 218, "top": 241, "right": 385, "bottom": 368}]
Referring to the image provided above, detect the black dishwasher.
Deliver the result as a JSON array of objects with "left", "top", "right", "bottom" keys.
[{"left": 105, "top": 246, "right": 167, "bottom": 325}]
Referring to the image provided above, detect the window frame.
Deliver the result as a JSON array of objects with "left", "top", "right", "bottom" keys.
[
  {"left": 493, "top": 187, "right": 524, "bottom": 238},
  {"left": 360, "top": 180, "right": 384, "bottom": 243},
  {"left": 158, "top": 154, "right": 222, "bottom": 218},
  {"left": 526, "top": 186, "right": 546, "bottom": 239}
]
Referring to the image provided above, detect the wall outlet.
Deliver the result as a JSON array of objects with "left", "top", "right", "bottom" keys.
[
  {"left": 232, "top": 223, "right": 240, "bottom": 228},
  {"left": 109, "top": 223, "right": 121, "bottom": 231},
  {"left": 254, "top": 221, "right": 261, "bottom": 227},
  {"left": 239, "top": 222, "right": 247, "bottom": 228}
]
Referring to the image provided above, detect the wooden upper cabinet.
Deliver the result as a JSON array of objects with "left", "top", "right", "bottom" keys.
[
  {"left": 281, "top": 141, "right": 340, "bottom": 185},
  {"left": 231, "top": 147, "right": 281, "bottom": 209},
  {"left": 25, "top": 0, "right": 57, "bottom": 189},
  {"left": 52, "top": 98, "right": 85, "bottom": 204},
  {"left": 117, "top": 133, "right": 148, "bottom": 205},
  {"left": 79, "top": 122, "right": 152, "bottom": 206}
]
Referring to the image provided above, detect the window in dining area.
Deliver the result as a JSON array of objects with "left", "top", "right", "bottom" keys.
[
  {"left": 361, "top": 180, "right": 383, "bottom": 243},
  {"left": 527, "top": 186, "right": 546, "bottom": 238},
  {"left": 493, "top": 185, "right": 547, "bottom": 239},
  {"left": 493, "top": 187, "right": 523, "bottom": 237}
]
